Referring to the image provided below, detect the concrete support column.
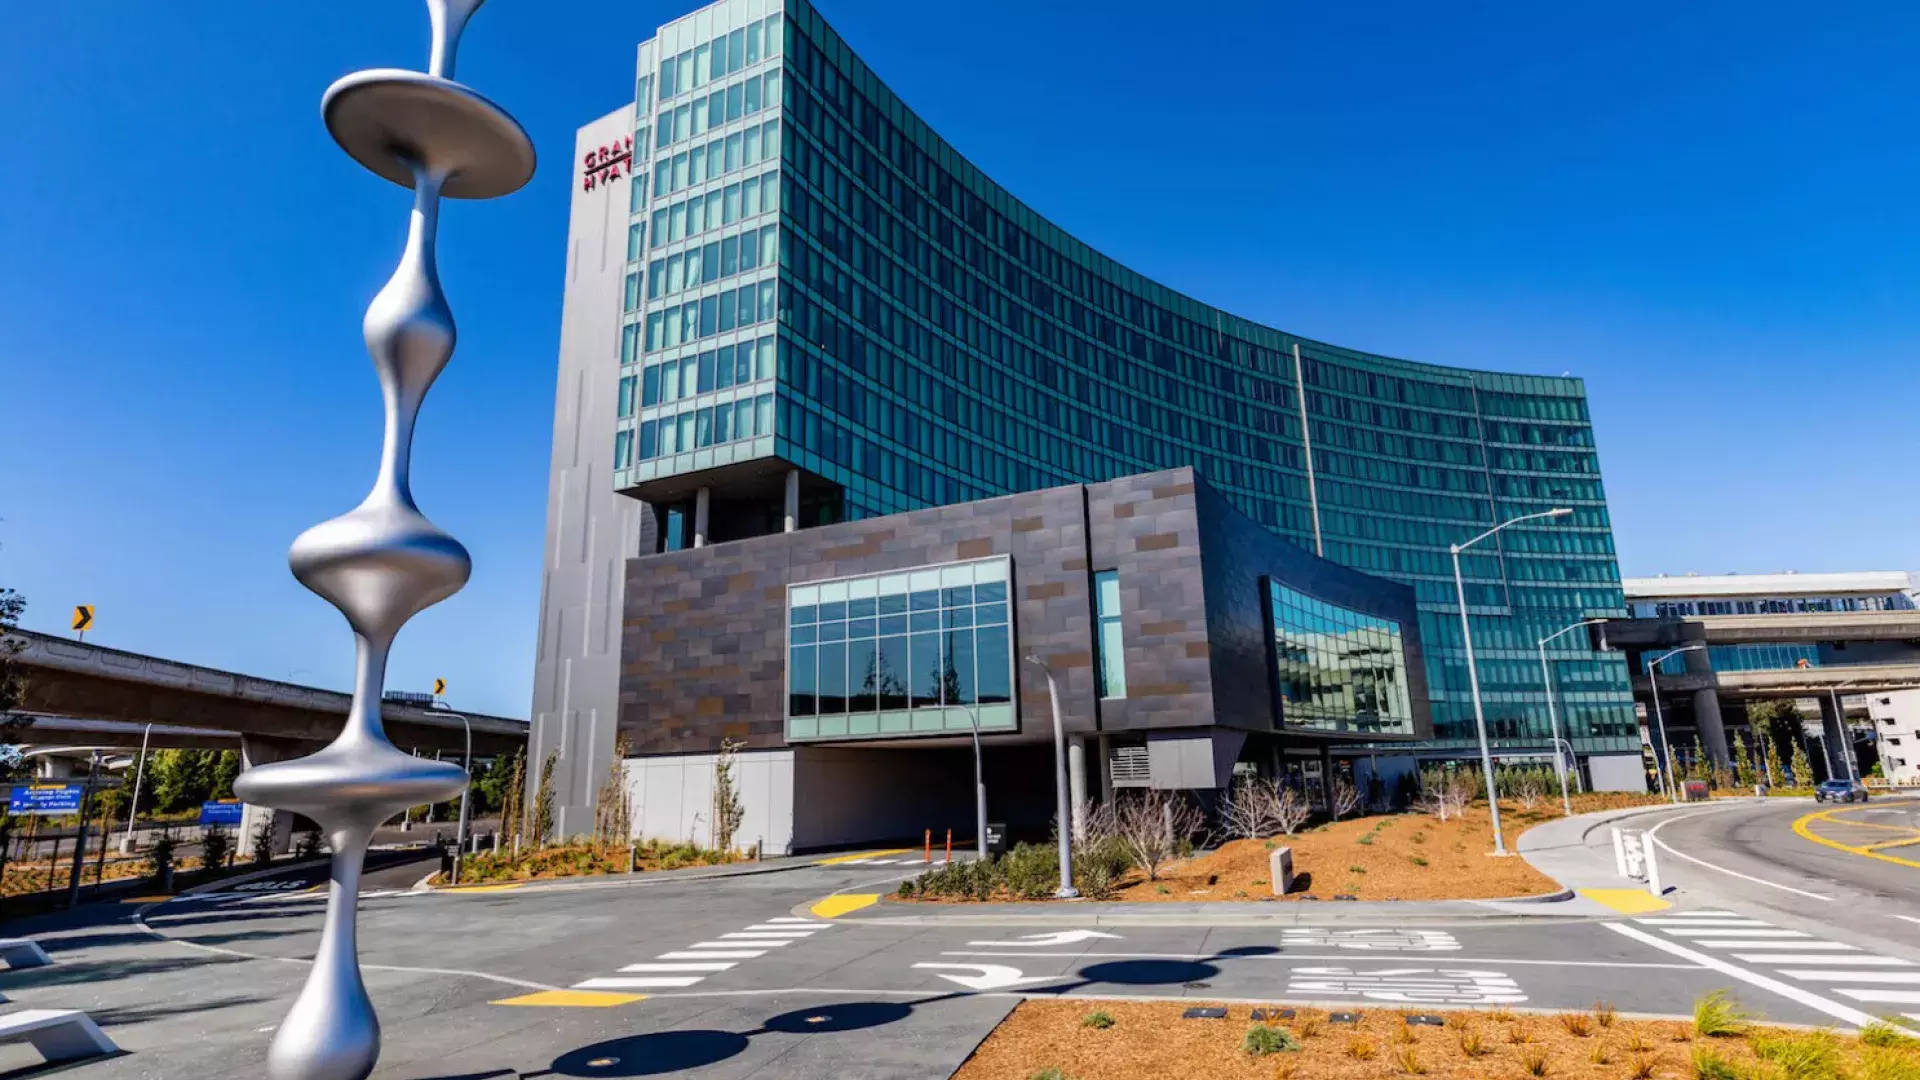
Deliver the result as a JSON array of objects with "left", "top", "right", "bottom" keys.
[
  {"left": 783, "top": 469, "right": 799, "bottom": 533},
  {"left": 1066, "top": 735, "right": 1088, "bottom": 841},
  {"left": 237, "top": 735, "right": 306, "bottom": 858},
  {"left": 692, "top": 486, "right": 711, "bottom": 548},
  {"left": 1817, "top": 694, "right": 1850, "bottom": 781},
  {"left": 1097, "top": 734, "right": 1114, "bottom": 805},
  {"left": 1682, "top": 646, "right": 1730, "bottom": 768}
]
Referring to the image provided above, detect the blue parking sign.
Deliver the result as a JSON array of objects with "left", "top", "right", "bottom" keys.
[{"left": 8, "top": 785, "right": 84, "bottom": 816}]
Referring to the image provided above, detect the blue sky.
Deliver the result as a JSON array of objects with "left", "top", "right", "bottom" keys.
[{"left": 3, "top": 1, "right": 1915, "bottom": 718}]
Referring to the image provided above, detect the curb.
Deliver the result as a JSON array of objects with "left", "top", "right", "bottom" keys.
[{"left": 423, "top": 854, "right": 821, "bottom": 895}]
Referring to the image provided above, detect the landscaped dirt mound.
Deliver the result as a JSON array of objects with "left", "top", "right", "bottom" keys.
[
  {"left": 1111, "top": 809, "right": 1560, "bottom": 902},
  {"left": 954, "top": 1000, "right": 1914, "bottom": 1080}
]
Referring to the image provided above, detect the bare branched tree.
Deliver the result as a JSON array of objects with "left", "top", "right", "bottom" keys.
[
  {"left": 1112, "top": 790, "right": 1202, "bottom": 881},
  {"left": 1218, "top": 777, "right": 1281, "bottom": 840},
  {"left": 1331, "top": 776, "right": 1362, "bottom": 821},
  {"left": 1275, "top": 784, "right": 1312, "bottom": 836}
]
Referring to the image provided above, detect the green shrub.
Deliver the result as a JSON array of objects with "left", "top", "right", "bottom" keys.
[
  {"left": 1082, "top": 1010, "right": 1114, "bottom": 1030},
  {"left": 1689, "top": 1046, "right": 1740, "bottom": 1080},
  {"left": 1029, "top": 1069, "right": 1072, "bottom": 1080},
  {"left": 1692, "top": 991, "right": 1752, "bottom": 1038},
  {"left": 1243, "top": 1024, "right": 1300, "bottom": 1056},
  {"left": 1751, "top": 1029, "right": 1840, "bottom": 1079},
  {"left": 1863, "top": 1020, "right": 1918, "bottom": 1048}
]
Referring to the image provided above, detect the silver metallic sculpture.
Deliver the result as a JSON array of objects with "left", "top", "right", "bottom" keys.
[{"left": 231, "top": 3, "right": 532, "bottom": 1078}]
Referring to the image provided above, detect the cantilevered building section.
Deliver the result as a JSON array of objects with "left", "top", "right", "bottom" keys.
[{"left": 533, "top": 0, "right": 1638, "bottom": 847}]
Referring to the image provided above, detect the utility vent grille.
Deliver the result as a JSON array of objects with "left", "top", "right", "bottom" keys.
[{"left": 1110, "top": 743, "right": 1150, "bottom": 787}]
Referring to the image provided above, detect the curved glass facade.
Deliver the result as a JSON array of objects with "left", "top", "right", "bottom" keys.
[{"left": 614, "top": 0, "right": 1636, "bottom": 756}]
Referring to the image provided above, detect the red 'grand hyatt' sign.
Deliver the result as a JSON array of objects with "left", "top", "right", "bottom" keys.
[{"left": 582, "top": 136, "right": 633, "bottom": 191}]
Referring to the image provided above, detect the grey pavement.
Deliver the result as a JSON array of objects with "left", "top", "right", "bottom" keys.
[{"left": 3, "top": 807, "right": 1918, "bottom": 1078}]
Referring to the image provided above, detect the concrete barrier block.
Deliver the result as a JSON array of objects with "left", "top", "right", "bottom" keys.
[{"left": 1269, "top": 846, "right": 1294, "bottom": 896}]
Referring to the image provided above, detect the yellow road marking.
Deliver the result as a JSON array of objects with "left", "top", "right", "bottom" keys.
[
  {"left": 814, "top": 849, "right": 913, "bottom": 866},
  {"left": 1793, "top": 808, "right": 1920, "bottom": 869},
  {"left": 126, "top": 895, "right": 175, "bottom": 903},
  {"left": 810, "top": 893, "right": 880, "bottom": 918},
  {"left": 1579, "top": 888, "right": 1671, "bottom": 914},
  {"left": 490, "top": 990, "right": 647, "bottom": 1008}
]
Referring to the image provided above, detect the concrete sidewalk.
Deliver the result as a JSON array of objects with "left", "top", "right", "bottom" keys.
[{"left": 1514, "top": 799, "right": 1766, "bottom": 911}]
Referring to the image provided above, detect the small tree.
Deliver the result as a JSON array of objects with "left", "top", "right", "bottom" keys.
[
  {"left": 0, "top": 588, "right": 34, "bottom": 742},
  {"left": 1275, "top": 784, "right": 1311, "bottom": 836},
  {"left": 711, "top": 738, "right": 746, "bottom": 855},
  {"left": 498, "top": 748, "right": 526, "bottom": 851},
  {"left": 593, "top": 734, "right": 634, "bottom": 846},
  {"left": 1218, "top": 777, "right": 1281, "bottom": 840},
  {"left": 1112, "top": 790, "right": 1201, "bottom": 881},
  {"left": 248, "top": 817, "right": 276, "bottom": 867},
  {"left": 295, "top": 824, "right": 325, "bottom": 860},
  {"left": 1331, "top": 776, "right": 1361, "bottom": 821},
  {"left": 200, "top": 826, "right": 233, "bottom": 874},
  {"left": 529, "top": 750, "right": 558, "bottom": 848},
  {"left": 1789, "top": 738, "right": 1815, "bottom": 788},
  {"left": 1731, "top": 732, "right": 1754, "bottom": 789}
]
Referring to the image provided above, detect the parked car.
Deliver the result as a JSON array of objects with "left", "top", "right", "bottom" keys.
[{"left": 1814, "top": 779, "right": 1869, "bottom": 803}]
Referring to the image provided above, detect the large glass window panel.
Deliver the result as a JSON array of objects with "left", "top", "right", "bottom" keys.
[
  {"left": 909, "top": 633, "right": 941, "bottom": 708},
  {"left": 877, "top": 636, "right": 909, "bottom": 709},
  {"left": 817, "top": 642, "right": 847, "bottom": 714},
  {"left": 849, "top": 639, "right": 878, "bottom": 712},
  {"left": 975, "top": 624, "right": 1010, "bottom": 705},
  {"left": 789, "top": 643, "right": 816, "bottom": 716},
  {"left": 1094, "top": 570, "right": 1126, "bottom": 698}
]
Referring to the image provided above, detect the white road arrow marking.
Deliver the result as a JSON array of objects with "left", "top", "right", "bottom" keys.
[
  {"left": 913, "top": 963, "right": 1059, "bottom": 991},
  {"left": 968, "top": 930, "right": 1122, "bottom": 948}
]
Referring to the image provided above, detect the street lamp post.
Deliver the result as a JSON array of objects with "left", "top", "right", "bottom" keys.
[
  {"left": 442, "top": 712, "right": 473, "bottom": 883},
  {"left": 120, "top": 722, "right": 153, "bottom": 853},
  {"left": 1644, "top": 645, "right": 1705, "bottom": 803},
  {"left": 1538, "top": 617, "right": 1609, "bottom": 817},
  {"left": 1451, "top": 507, "right": 1574, "bottom": 856},
  {"left": 1023, "top": 655, "right": 1077, "bottom": 899},
  {"left": 964, "top": 703, "right": 988, "bottom": 860}
]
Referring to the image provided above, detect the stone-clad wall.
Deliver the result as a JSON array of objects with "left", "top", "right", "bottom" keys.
[
  {"left": 1194, "top": 478, "right": 1433, "bottom": 739},
  {"left": 1084, "top": 470, "right": 1219, "bottom": 733},
  {"left": 619, "top": 482, "right": 1112, "bottom": 755}
]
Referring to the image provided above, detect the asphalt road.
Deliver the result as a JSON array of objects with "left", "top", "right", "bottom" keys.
[
  {"left": 5, "top": 824, "right": 1918, "bottom": 1080},
  {"left": 1647, "top": 797, "right": 1920, "bottom": 962}
]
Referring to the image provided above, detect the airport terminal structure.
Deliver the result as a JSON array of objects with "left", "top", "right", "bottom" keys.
[{"left": 531, "top": 0, "right": 1641, "bottom": 851}]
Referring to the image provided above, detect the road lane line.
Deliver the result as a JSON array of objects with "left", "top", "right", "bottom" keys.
[
  {"left": 1794, "top": 808, "right": 1920, "bottom": 870},
  {"left": 720, "top": 932, "right": 812, "bottom": 940},
  {"left": 1604, "top": 923, "right": 1878, "bottom": 1028},
  {"left": 492, "top": 990, "right": 645, "bottom": 1008},
  {"left": 576, "top": 976, "right": 705, "bottom": 989},
  {"left": 1648, "top": 814, "right": 1834, "bottom": 902},
  {"left": 1839, "top": 990, "right": 1920, "bottom": 1005},
  {"left": 618, "top": 963, "right": 737, "bottom": 973},
  {"left": 703, "top": 937, "right": 792, "bottom": 946},
  {"left": 1736, "top": 955, "right": 1910, "bottom": 965},
  {"left": 1634, "top": 919, "right": 1774, "bottom": 928},
  {"left": 1789, "top": 972, "right": 1920, "bottom": 984},
  {"left": 659, "top": 950, "right": 766, "bottom": 960},
  {"left": 1660, "top": 929, "right": 1812, "bottom": 938},
  {"left": 767, "top": 918, "right": 825, "bottom": 925},
  {"left": 1699, "top": 940, "right": 1854, "bottom": 950},
  {"left": 934, "top": 951, "right": 1701, "bottom": 969},
  {"left": 742, "top": 925, "right": 821, "bottom": 932}
]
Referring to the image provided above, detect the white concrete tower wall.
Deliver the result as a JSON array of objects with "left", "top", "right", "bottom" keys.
[{"left": 529, "top": 101, "right": 644, "bottom": 839}]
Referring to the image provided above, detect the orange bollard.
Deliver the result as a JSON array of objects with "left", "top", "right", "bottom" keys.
[
  {"left": 945, "top": 829, "right": 952, "bottom": 864},
  {"left": 924, "top": 829, "right": 932, "bottom": 864}
]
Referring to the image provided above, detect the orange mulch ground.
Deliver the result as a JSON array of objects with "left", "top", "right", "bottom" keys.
[
  {"left": 1, "top": 857, "right": 168, "bottom": 898},
  {"left": 952, "top": 1000, "right": 1912, "bottom": 1080},
  {"left": 1112, "top": 806, "right": 1566, "bottom": 903}
]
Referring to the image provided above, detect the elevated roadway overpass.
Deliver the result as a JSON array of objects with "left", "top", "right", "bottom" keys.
[{"left": 6, "top": 629, "right": 525, "bottom": 756}]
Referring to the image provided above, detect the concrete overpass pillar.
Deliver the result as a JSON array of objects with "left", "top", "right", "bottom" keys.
[
  {"left": 1682, "top": 647, "right": 1731, "bottom": 770},
  {"left": 1817, "top": 694, "right": 1850, "bottom": 782},
  {"left": 237, "top": 735, "right": 309, "bottom": 858}
]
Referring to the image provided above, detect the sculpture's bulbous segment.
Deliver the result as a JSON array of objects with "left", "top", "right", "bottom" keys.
[
  {"left": 365, "top": 236, "right": 454, "bottom": 408},
  {"left": 289, "top": 501, "right": 470, "bottom": 644},
  {"left": 234, "top": 742, "right": 466, "bottom": 827},
  {"left": 265, "top": 943, "right": 380, "bottom": 1080}
]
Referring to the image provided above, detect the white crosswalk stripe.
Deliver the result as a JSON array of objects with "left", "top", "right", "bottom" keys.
[
  {"left": 1736, "top": 955, "right": 1910, "bottom": 965},
  {"left": 570, "top": 917, "right": 825, "bottom": 993},
  {"left": 1632, "top": 909, "right": 1915, "bottom": 1016}
]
